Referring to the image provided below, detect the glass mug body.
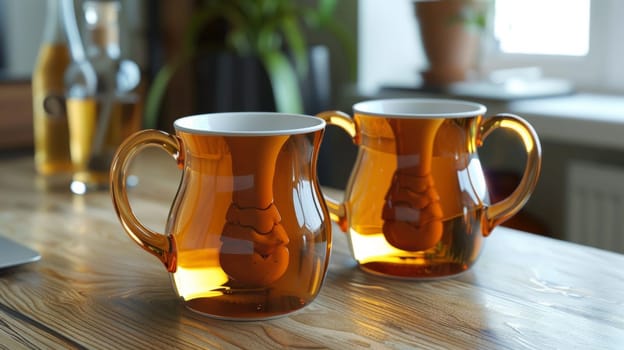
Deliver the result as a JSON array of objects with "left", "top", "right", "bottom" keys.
[
  {"left": 110, "top": 113, "right": 331, "bottom": 320},
  {"left": 318, "top": 99, "right": 542, "bottom": 279}
]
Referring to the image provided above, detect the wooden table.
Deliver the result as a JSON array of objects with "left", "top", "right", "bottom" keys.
[{"left": 1, "top": 150, "right": 623, "bottom": 349}]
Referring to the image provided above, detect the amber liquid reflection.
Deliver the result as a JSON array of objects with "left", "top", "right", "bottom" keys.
[
  {"left": 67, "top": 96, "right": 141, "bottom": 187},
  {"left": 33, "top": 44, "right": 72, "bottom": 175},
  {"left": 352, "top": 211, "right": 484, "bottom": 278},
  {"left": 168, "top": 131, "right": 329, "bottom": 319},
  {"left": 346, "top": 115, "right": 487, "bottom": 278}
]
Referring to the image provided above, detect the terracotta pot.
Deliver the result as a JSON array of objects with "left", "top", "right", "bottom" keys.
[{"left": 415, "top": 0, "right": 481, "bottom": 87}]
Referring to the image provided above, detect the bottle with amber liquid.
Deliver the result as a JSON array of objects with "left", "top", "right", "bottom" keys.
[
  {"left": 32, "top": 0, "right": 72, "bottom": 177},
  {"left": 65, "top": 0, "right": 142, "bottom": 194}
]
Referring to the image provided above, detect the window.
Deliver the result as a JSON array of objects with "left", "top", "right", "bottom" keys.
[
  {"left": 481, "top": 0, "right": 624, "bottom": 91},
  {"left": 493, "top": 0, "right": 590, "bottom": 57},
  {"left": 358, "top": 0, "right": 624, "bottom": 94}
]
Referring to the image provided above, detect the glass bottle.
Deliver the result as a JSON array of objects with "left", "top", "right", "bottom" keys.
[
  {"left": 65, "top": 0, "right": 142, "bottom": 194},
  {"left": 32, "top": 0, "right": 72, "bottom": 177}
]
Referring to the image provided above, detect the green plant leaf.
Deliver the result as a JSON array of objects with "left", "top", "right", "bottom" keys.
[
  {"left": 259, "top": 50, "right": 303, "bottom": 114},
  {"left": 144, "top": 60, "right": 179, "bottom": 129},
  {"left": 302, "top": 2, "right": 356, "bottom": 81},
  {"left": 143, "top": 0, "right": 356, "bottom": 126},
  {"left": 316, "top": 0, "right": 337, "bottom": 23},
  {"left": 323, "top": 19, "right": 358, "bottom": 81},
  {"left": 281, "top": 15, "right": 309, "bottom": 77}
]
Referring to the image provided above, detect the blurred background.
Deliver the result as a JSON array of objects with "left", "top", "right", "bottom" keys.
[{"left": 2, "top": 0, "right": 624, "bottom": 254}]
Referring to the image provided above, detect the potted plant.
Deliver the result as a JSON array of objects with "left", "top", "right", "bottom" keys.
[
  {"left": 144, "top": 0, "right": 355, "bottom": 129},
  {"left": 414, "top": 0, "right": 490, "bottom": 87}
]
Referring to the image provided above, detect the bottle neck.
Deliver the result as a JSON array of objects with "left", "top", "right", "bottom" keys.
[
  {"left": 42, "top": 0, "right": 66, "bottom": 44},
  {"left": 83, "top": 1, "right": 121, "bottom": 59},
  {"left": 86, "top": 26, "right": 120, "bottom": 59}
]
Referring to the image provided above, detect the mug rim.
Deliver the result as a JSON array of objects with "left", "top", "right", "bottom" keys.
[
  {"left": 353, "top": 98, "right": 487, "bottom": 118},
  {"left": 174, "top": 112, "right": 326, "bottom": 136}
]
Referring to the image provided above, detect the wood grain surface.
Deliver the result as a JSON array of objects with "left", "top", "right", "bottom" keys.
[{"left": 0, "top": 149, "right": 623, "bottom": 349}]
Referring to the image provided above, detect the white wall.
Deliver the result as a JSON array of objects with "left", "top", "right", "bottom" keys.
[
  {"left": 4, "top": 0, "right": 45, "bottom": 78},
  {"left": 600, "top": 0, "right": 624, "bottom": 92},
  {"left": 357, "top": 0, "right": 427, "bottom": 95}
]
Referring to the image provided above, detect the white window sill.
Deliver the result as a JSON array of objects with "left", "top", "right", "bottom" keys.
[
  {"left": 509, "top": 93, "right": 624, "bottom": 150},
  {"left": 363, "top": 87, "right": 624, "bottom": 151}
]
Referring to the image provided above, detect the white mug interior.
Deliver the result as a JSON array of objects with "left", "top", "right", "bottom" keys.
[
  {"left": 174, "top": 112, "right": 326, "bottom": 136},
  {"left": 353, "top": 98, "right": 487, "bottom": 118}
]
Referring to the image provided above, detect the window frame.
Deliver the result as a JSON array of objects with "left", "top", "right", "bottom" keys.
[{"left": 480, "top": 0, "right": 613, "bottom": 90}]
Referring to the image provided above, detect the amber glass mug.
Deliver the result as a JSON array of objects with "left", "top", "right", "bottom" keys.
[
  {"left": 318, "top": 98, "right": 542, "bottom": 279},
  {"left": 110, "top": 113, "right": 331, "bottom": 320}
]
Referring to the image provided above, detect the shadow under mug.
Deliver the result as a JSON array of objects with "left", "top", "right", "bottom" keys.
[
  {"left": 318, "top": 98, "right": 542, "bottom": 279},
  {"left": 110, "top": 113, "right": 331, "bottom": 320}
]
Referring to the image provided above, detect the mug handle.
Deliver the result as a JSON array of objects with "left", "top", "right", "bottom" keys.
[
  {"left": 479, "top": 113, "right": 542, "bottom": 236},
  {"left": 316, "top": 111, "right": 358, "bottom": 232},
  {"left": 110, "top": 129, "right": 183, "bottom": 272}
]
